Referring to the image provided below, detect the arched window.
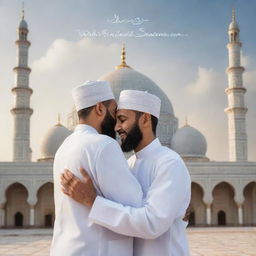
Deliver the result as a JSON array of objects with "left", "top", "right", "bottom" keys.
[
  {"left": 231, "top": 33, "right": 234, "bottom": 42},
  {"left": 218, "top": 210, "right": 226, "bottom": 226},
  {"left": 15, "top": 212, "right": 23, "bottom": 227},
  {"left": 234, "top": 32, "right": 237, "bottom": 41}
]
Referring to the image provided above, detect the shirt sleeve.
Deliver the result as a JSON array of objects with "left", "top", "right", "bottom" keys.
[
  {"left": 89, "top": 157, "right": 191, "bottom": 239},
  {"left": 94, "top": 139, "right": 143, "bottom": 208}
]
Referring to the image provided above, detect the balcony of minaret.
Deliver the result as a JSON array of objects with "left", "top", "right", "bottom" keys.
[
  {"left": 224, "top": 104, "right": 248, "bottom": 115},
  {"left": 13, "top": 66, "right": 31, "bottom": 74},
  {"left": 11, "top": 87, "right": 33, "bottom": 99},
  {"left": 11, "top": 107, "right": 33, "bottom": 116}
]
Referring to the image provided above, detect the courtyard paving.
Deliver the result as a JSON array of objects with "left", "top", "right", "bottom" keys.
[{"left": 0, "top": 227, "right": 255, "bottom": 255}]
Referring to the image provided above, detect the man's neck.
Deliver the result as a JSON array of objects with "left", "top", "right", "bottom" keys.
[
  {"left": 79, "top": 120, "right": 101, "bottom": 134},
  {"left": 134, "top": 134, "right": 156, "bottom": 153}
]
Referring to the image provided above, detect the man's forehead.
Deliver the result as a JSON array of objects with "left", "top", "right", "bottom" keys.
[{"left": 116, "top": 109, "right": 134, "bottom": 116}]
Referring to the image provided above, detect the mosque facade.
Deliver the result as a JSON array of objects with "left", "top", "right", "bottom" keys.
[{"left": 0, "top": 9, "right": 255, "bottom": 228}]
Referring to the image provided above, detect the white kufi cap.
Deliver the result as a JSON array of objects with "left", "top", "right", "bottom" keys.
[
  {"left": 118, "top": 90, "right": 161, "bottom": 118},
  {"left": 72, "top": 80, "right": 115, "bottom": 111}
]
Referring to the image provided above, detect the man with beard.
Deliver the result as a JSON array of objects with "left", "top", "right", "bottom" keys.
[
  {"left": 61, "top": 90, "right": 191, "bottom": 256},
  {"left": 50, "top": 81, "right": 143, "bottom": 256}
]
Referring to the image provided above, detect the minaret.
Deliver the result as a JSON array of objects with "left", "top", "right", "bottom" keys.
[
  {"left": 11, "top": 6, "right": 33, "bottom": 162},
  {"left": 225, "top": 8, "right": 247, "bottom": 161}
]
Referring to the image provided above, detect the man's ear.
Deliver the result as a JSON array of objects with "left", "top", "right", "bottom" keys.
[
  {"left": 140, "top": 113, "right": 151, "bottom": 128},
  {"left": 95, "top": 102, "right": 106, "bottom": 117}
]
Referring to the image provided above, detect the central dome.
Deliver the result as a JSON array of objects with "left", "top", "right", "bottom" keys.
[
  {"left": 67, "top": 46, "right": 178, "bottom": 147},
  {"left": 98, "top": 67, "right": 174, "bottom": 115}
]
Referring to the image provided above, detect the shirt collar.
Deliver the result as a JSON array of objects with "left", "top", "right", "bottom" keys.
[
  {"left": 74, "top": 124, "right": 99, "bottom": 134},
  {"left": 135, "top": 138, "right": 161, "bottom": 159}
]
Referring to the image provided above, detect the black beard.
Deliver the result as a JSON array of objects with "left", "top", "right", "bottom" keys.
[
  {"left": 121, "top": 122, "right": 143, "bottom": 152},
  {"left": 101, "top": 110, "right": 116, "bottom": 139}
]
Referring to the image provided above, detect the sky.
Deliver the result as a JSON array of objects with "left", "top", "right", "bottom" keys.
[{"left": 0, "top": 0, "right": 255, "bottom": 161}]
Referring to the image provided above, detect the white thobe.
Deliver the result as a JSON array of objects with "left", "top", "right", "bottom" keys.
[
  {"left": 50, "top": 124, "right": 143, "bottom": 256},
  {"left": 89, "top": 138, "right": 191, "bottom": 256}
]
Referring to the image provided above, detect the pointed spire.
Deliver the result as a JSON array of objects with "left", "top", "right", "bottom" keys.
[
  {"left": 21, "top": 1, "right": 25, "bottom": 20},
  {"left": 121, "top": 43, "right": 127, "bottom": 65},
  {"left": 184, "top": 115, "right": 189, "bottom": 127},
  {"left": 232, "top": 7, "right": 236, "bottom": 23},
  {"left": 229, "top": 7, "right": 239, "bottom": 31},
  {"left": 56, "top": 113, "right": 62, "bottom": 126},
  {"left": 18, "top": 1, "right": 28, "bottom": 30},
  {"left": 115, "top": 43, "right": 132, "bottom": 70}
]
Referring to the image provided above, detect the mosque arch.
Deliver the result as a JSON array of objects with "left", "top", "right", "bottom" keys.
[
  {"left": 4, "top": 180, "right": 30, "bottom": 197},
  {"left": 34, "top": 180, "right": 54, "bottom": 195},
  {"left": 212, "top": 182, "right": 237, "bottom": 226},
  {"left": 190, "top": 182, "right": 206, "bottom": 226},
  {"left": 5, "top": 183, "right": 30, "bottom": 227},
  {"left": 211, "top": 180, "right": 236, "bottom": 193},
  {"left": 243, "top": 182, "right": 256, "bottom": 225},
  {"left": 35, "top": 182, "right": 55, "bottom": 227}
]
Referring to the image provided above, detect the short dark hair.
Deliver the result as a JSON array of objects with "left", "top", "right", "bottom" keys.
[
  {"left": 151, "top": 115, "right": 158, "bottom": 135},
  {"left": 78, "top": 100, "right": 112, "bottom": 120},
  {"left": 134, "top": 111, "right": 158, "bottom": 136}
]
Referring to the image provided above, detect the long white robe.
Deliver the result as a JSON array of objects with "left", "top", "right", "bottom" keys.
[
  {"left": 50, "top": 124, "right": 143, "bottom": 256},
  {"left": 89, "top": 138, "right": 191, "bottom": 256}
]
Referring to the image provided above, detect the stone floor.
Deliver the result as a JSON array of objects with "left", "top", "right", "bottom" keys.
[
  {"left": 187, "top": 227, "right": 256, "bottom": 256},
  {"left": 0, "top": 227, "right": 255, "bottom": 256}
]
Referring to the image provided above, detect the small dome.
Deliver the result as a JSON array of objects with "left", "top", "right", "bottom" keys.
[
  {"left": 19, "top": 19, "right": 28, "bottom": 29},
  {"left": 229, "top": 8, "right": 239, "bottom": 30},
  {"left": 38, "top": 123, "right": 72, "bottom": 162},
  {"left": 171, "top": 124, "right": 208, "bottom": 161},
  {"left": 229, "top": 21, "right": 239, "bottom": 30}
]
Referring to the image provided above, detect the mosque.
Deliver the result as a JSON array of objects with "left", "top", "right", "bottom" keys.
[{"left": 0, "top": 9, "right": 255, "bottom": 228}]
